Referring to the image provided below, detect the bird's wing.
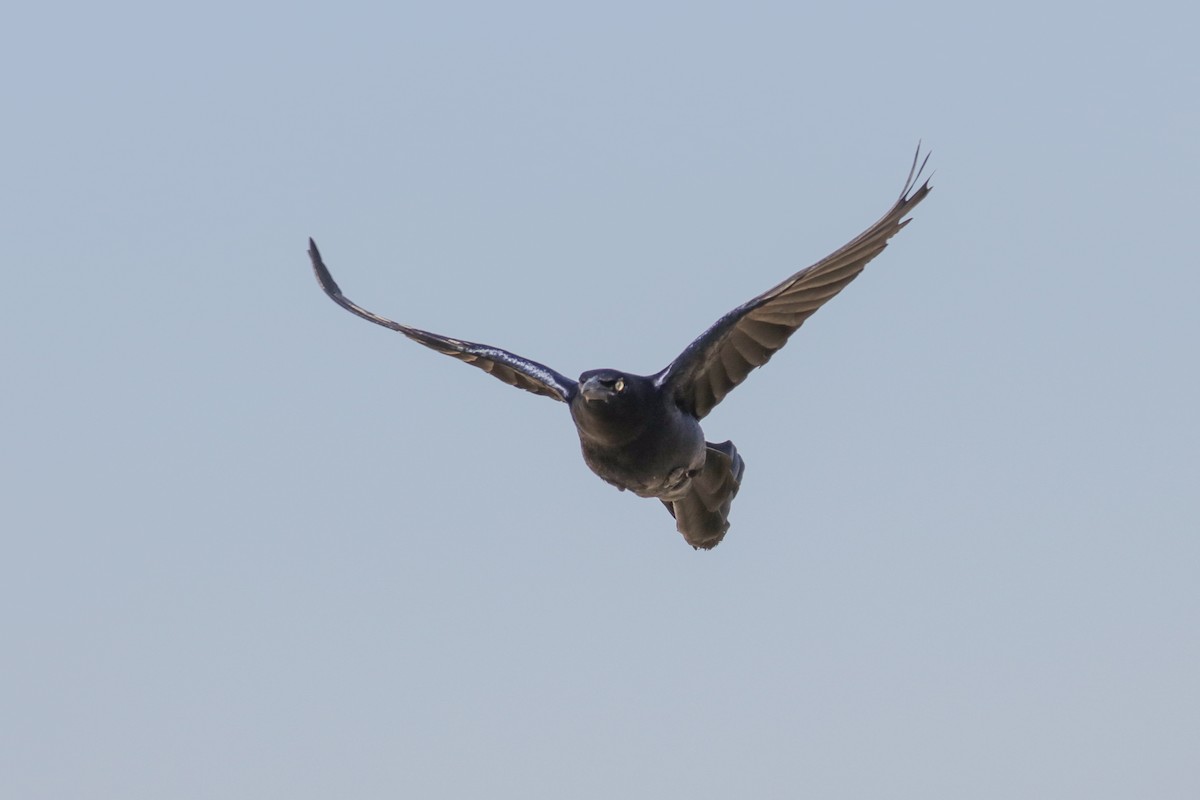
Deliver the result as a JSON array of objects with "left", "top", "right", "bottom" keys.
[
  {"left": 656, "top": 148, "right": 932, "bottom": 419},
  {"left": 309, "top": 240, "right": 577, "bottom": 403}
]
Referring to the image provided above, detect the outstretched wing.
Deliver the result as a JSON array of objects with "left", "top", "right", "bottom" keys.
[
  {"left": 309, "top": 239, "right": 577, "bottom": 403},
  {"left": 657, "top": 148, "right": 933, "bottom": 419}
]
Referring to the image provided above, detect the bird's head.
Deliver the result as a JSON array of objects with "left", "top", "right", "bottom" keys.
[{"left": 569, "top": 370, "right": 652, "bottom": 444}]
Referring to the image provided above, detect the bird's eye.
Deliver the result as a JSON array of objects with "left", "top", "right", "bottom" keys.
[{"left": 614, "top": 378, "right": 625, "bottom": 393}]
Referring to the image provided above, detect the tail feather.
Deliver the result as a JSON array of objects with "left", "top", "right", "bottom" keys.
[{"left": 664, "top": 440, "right": 745, "bottom": 549}]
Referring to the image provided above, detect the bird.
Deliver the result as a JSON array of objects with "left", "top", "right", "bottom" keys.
[{"left": 309, "top": 148, "right": 931, "bottom": 549}]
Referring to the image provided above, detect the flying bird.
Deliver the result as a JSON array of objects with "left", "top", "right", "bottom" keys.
[{"left": 310, "top": 149, "right": 931, "bottom": 549}]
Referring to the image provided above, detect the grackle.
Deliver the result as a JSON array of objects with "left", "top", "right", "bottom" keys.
[{"left": 309, "top": 149, "right": 931, "bottom": 549}]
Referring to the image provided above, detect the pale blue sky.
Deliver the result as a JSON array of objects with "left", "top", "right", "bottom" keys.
[{"left": 3, "top": 1, "right": 1197, "bottom": 798}]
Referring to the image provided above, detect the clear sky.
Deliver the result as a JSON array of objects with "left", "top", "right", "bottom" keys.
[{"left": 3, "top": 1, "right": 1197, "bottom": 798}]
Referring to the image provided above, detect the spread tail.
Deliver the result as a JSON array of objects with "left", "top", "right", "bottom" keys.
[{"left": 663, "top": 440, "right": 745, "bottom": 550}]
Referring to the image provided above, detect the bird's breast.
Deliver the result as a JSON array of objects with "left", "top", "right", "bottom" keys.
[{"left": 577, "top": 410, "right": 705, "bottom": 500}]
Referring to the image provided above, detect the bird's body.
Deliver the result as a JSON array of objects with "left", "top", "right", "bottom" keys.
[
  {"left": 309, "top": 149, "right": 931, "bottom": 549},
  {"left": 571, "top": 371, "right": 705, "bottom": 500}
]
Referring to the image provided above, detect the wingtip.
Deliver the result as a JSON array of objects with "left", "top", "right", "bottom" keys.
[
  {"left": 899, "top": 143, "right": 934, "bottom": 203},
  {"left": 307, "top": 237, "right": 341, "bottom": 297}
]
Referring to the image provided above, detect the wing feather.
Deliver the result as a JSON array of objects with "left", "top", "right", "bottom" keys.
[
  {"left": 308, "top": 240, "right": 576, "bottom": 403},
  {"left": 658, "top": 147, "right": 932, "bottom": 418}
]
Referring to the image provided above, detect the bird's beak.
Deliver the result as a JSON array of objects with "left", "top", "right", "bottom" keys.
[{"left": 580, "top": 376, "right": 611, "bottom": 402}]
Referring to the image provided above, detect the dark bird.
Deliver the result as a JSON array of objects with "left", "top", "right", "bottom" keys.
[{"left": 309, "top": 149, "right": 931, "bottom": 549}]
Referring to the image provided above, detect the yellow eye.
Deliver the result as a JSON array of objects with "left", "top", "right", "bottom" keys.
[{"left": 614, "top": 378, "right": 625, "bottom": 393}]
